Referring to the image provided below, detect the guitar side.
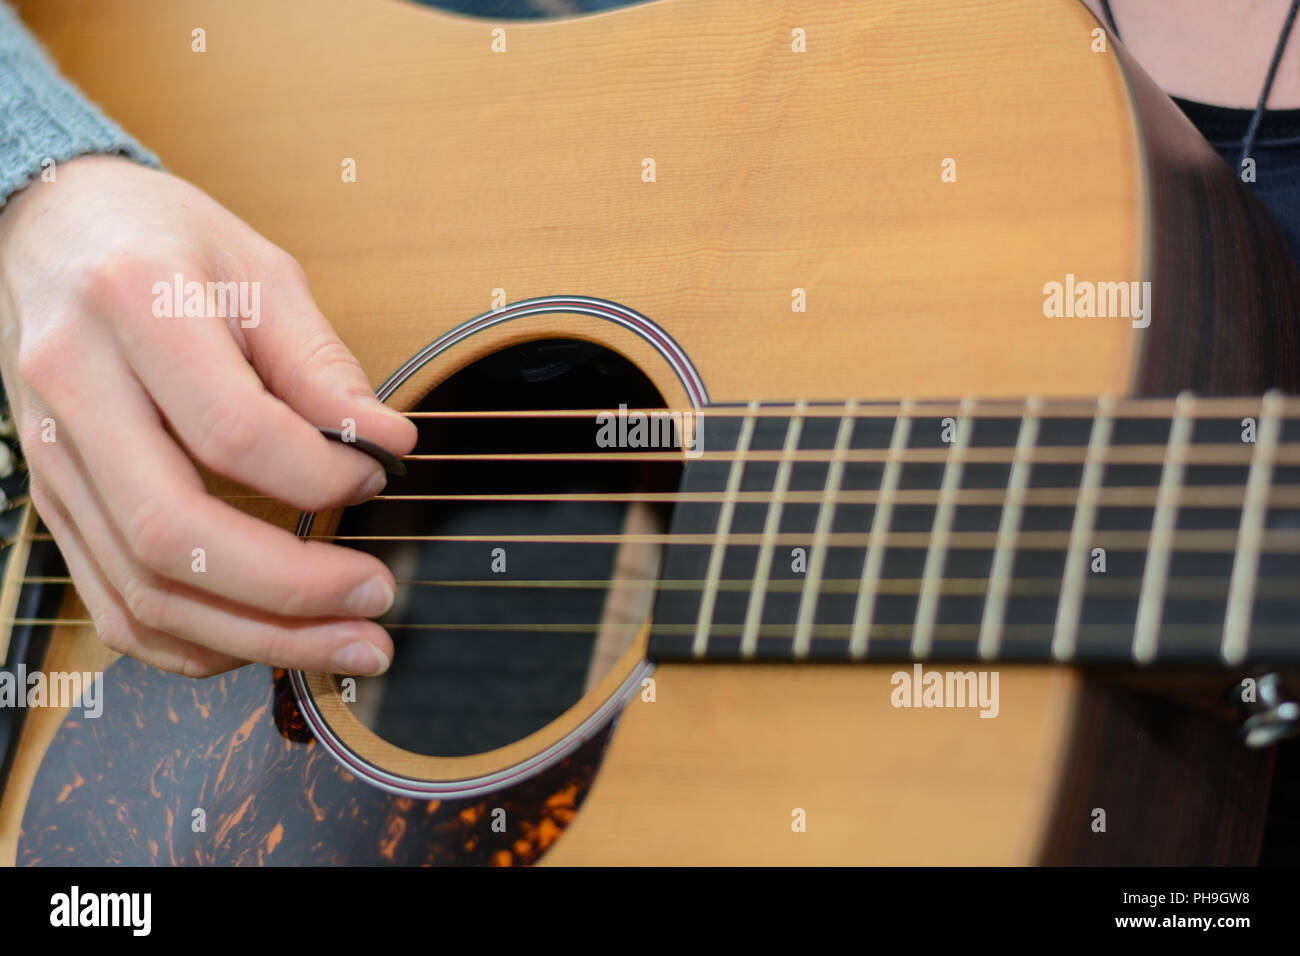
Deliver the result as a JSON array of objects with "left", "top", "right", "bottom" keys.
[{"left": 3, "top": 0, "right": 1291, "bottom": 864}]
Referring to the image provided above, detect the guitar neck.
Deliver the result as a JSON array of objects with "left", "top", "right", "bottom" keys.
[{"left": 647, "top": 393, "right": 1300, "bottom": 667}]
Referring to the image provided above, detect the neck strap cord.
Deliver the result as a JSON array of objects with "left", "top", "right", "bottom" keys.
[{"left": 1100, "top": 0, "right": 1300, "bottom": 167}]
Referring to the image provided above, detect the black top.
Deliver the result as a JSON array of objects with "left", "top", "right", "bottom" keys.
[
  {"left": 1175, "top": 97, "right": 1300, "bottom": 269},
  {"left": 1099, "top": 0, "right": 1300, "bottom": 269}
]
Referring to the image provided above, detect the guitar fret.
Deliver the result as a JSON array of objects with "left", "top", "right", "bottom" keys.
[
  {"left": 1051, "top": 396, "right": 1116, "bottom": 662},
  {"left": 1132, "top": 392, "right": 1196, "bottom": 665},
  {"left": 739, "top": 401, "right": 806, "bottom": 658},
  {"left": 642, "top": 395, "right": 1300, "bottom": 668},
  {"left": 911, "top": 397, "right": 976, "bottom": 659},
  {"left": 792, "top": 400, "right": 856, "bottom": 659},
  {"left": 977, "top": 398, "right": 1042, "bottom": 660},
  {"left": 1222, "top": 391, "right": 1283, "bottom": 665},
  {"left": 691, "top": 402, "right": 759, "bottom": 659},
  {"left": 848, "top": 399, "right": 915, "bottom": 658}
]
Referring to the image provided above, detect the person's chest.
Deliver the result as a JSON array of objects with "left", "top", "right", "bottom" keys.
[{"left": 1086, "top": 0, "right": 1300, "bottom": 108}]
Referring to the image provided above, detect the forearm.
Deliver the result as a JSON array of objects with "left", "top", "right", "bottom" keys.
[{"left": 0, "top": 2, "right": 158, "bottom": 207}]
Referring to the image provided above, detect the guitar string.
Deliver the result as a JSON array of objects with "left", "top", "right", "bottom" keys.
[
  {"left": 386, "top": 445, "right": 1300, "bottom": 463},
  {"left": 165, "top": 440, "right": 1300, "bottom": 469},
  {"left": 393, "top": 399, "right": 1298, "bottom": 418},
  {"left": 208, "top": 487, "right": 1300, "bottom": 506},
  {"left": 280, "top": 530, "right": 1300, "bottom": 548},
  {"left": 4, "top": 618, "right": 1296, "bottom": 640},
  {"left": 3, "top": 400, "right": 1294, "bottom": 635},
  {"left": 19, "top": 529, "right": 1300, "bottom": 549},
  {"left": 14, "top": 575, "right": 1300, "bottom": 597}
]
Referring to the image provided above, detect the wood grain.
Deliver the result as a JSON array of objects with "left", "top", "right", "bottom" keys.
[
  {"left": 544, "top": 663, "right": 1077, "bottom": 865},
  {"left": 7, "top": 0, "right": 1284, "bottom": 864},
  {"left": 20, "top": 0, "right": 1144, "bottom": 404}
]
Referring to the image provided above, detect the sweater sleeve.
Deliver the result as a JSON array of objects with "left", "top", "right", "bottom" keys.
[{"left": 0, "top": 2, "right": 159, "bottom": 207}]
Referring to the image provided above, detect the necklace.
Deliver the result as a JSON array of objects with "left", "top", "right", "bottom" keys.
[{"left": 1099, "top": 0, "right": 1300, "bottom": 166}]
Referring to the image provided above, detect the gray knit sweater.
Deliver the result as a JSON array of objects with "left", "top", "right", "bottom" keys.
[{"left": 0, "top": 2, "right": 158, "bottom": 206}]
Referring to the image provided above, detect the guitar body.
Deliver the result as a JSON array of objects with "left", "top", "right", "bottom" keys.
[{"left": 1, "top": 0, "right": 1295, "bottom": 864}]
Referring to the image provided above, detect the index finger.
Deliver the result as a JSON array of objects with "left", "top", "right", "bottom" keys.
[
  {"left": 102, "top": 257, "right": 391, "bottom": 512},
  {"left": 45, "top": 349, "right": 397, "bottom": 621}
]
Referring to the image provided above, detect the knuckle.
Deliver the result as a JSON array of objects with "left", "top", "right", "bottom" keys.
[
  {"left": 270, "top": 542, "right": 317, "bottom": 618},
  {"left": 91, "top": 608, "right": 132, "bottom": 655},
  {"left": 266, "top": 247, "right": 307, "bottom": 285},
  {"left": 255, "top": 624, "right": 295, "bottom": 668},
  {"left": 193, "top": 399, "right": 261, "bottom": 466},
  {"left": 15, "top": 347, "right": 50, "bottom": 391},
  {"left": 278, "top": 332, "right": 363, "bottom": 414},
  {"left": 125, "top": 496, "right": 182, "bottom": 571},
  {"left": 300, "top": 333, "right": 361, "bottom": 379},
  {"left": 15, "top": 325, "right": 77, "bottom": 391},
  {"left": 276, "top": 582, "right": 315, "bottom": 619},
  {"left": 122, "top": 576, "right": 171, "bottom": 631},
  {"left": 275, "top": 590, "right": 309, "bottom": 618},
  {"left": 79, "top": 250, "right": 165, "bottom": 315},
  {"left": 179, "top": 654, "right": 226, "bottom": 679}
]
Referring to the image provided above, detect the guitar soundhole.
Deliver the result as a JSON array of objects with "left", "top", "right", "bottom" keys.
[{"left": 333, "top": 339, "right": 679, "bottom": 757}]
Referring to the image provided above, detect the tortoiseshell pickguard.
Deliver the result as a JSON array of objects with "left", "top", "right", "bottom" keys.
[{"left": 16, "top": 659, "right": 609, "bottom": 865}]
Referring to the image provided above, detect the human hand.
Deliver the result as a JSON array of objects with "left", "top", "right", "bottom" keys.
[{"left": 0, "top": 155, "right": 417, "bottom": 677}]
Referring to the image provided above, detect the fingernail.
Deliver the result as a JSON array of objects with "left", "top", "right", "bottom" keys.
[
  {"left": 346, "top": 575, "right": 395, "bottom": 617},
  {"left": 360, "top": 467, "right": 386, "bottom": 500},
  {"left": 332, "top": 641, "right": 390, "bottom": 676},
  {"left": 356, "top": 393, "right": 410, "bottom": 425}
]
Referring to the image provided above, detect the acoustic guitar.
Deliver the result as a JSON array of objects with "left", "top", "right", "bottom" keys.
[{"left": 1, "top": 0, "right": 1299, "bottom": 866}]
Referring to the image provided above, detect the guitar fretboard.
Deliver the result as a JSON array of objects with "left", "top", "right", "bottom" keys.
[{"left": 646, "top": 395, "right": 1300, "bottom": 666}]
